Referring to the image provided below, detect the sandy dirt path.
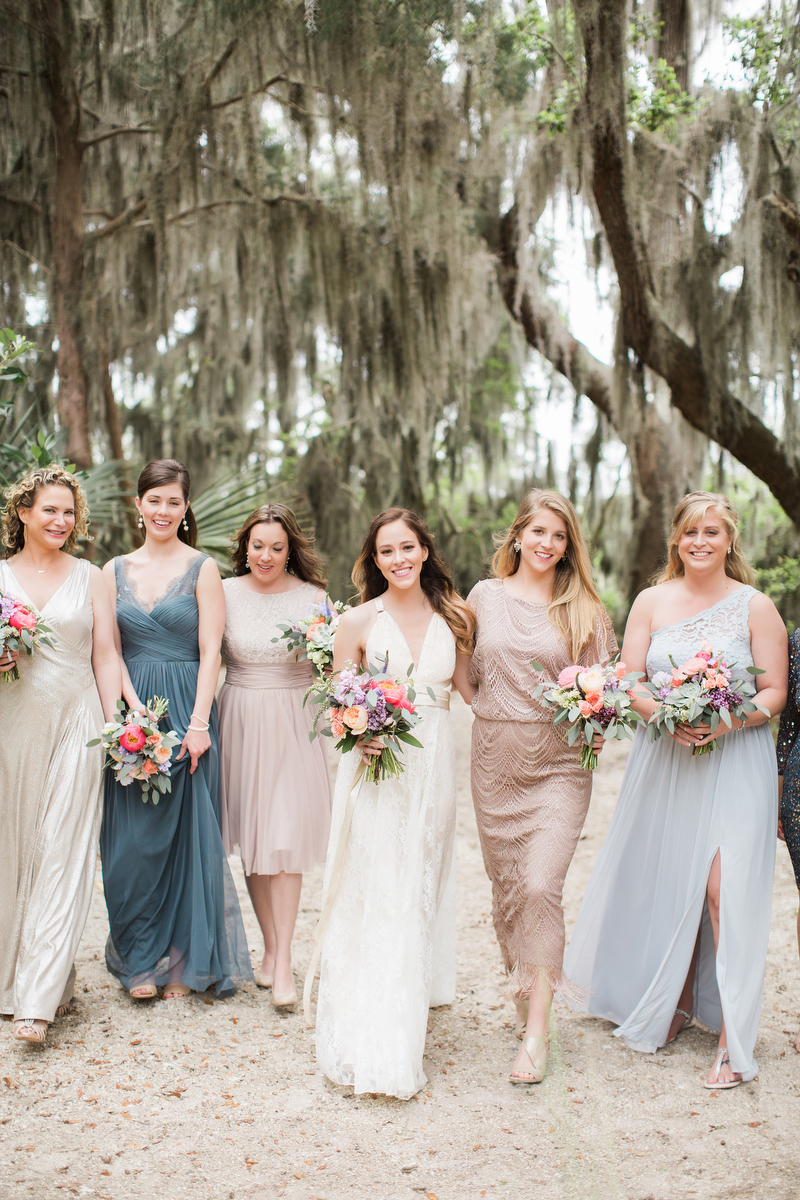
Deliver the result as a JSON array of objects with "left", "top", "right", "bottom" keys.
[{"left": 3, "top": 695, "right": 800, "bottom": 1199}]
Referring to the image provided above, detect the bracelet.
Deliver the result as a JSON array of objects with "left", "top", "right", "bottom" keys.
[
  {"left": 189, "top": 713, "right": 210, "bottom": 730},
  {"left": 187, "top": 724, "right": 209, "bottom": 734}
]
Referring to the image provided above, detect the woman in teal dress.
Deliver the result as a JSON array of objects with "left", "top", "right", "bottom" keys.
[{"left": 100, "top": 459, "right": 252, "bottom": 1000}]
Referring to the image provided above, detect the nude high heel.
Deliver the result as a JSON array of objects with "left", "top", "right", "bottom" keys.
[{"left": 510, "top": 1034, "right": 549, "bottom": 1085}]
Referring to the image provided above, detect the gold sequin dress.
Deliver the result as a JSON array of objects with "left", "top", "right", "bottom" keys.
[
  {"left": 467, "top": 578, "right": 617, "bottom": 1000},
  {"left": 0, "top": 558, "right": 104, "bottom": 1021}
]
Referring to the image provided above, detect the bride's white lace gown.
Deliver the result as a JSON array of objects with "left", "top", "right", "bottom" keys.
[
  {"left": 314, "top": 600, "right": 457, "bottom": 1098},
  {"left": 564, "top": 587, "right": 777, "bottom": 1081}
]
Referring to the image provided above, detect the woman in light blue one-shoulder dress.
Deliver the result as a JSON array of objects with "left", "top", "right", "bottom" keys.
[
  {"left": 565, "top": 492, "right": 787, "bottom": 1089},
  {"left": 100, "top": 460, "right": 252, "bottom": 1001}
]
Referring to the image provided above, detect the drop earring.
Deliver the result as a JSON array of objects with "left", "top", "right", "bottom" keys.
[
  {"left": 513, "top": 540, "right": 522, "bottom": 553},
  {"left": 246, "top": 552, "right": 250, "bottom": 569},
  {"left": 183, "top": 511, "right": 190, "bottom": 533},
  {"left": 138, "top": 515, "right": 144, "bottom": 530},
  {"left": 727, "top": 546, "right": 732, "bottom": 555},
  {"left": 285, "top": 553, "right": 291, "bottom": 573}
]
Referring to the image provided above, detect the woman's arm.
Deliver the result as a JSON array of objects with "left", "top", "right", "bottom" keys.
[
  {"left": 178, "top": 557, "right": 225, "bottom": 775},
  {"left": 452, "top": 651, "right": 476, "bottom": 704},
  {"left": 102, "top": 560, "right": 142, "bottom": 711},
  {"left": 331, "top": 605, "right": 372, "bottom": 672},
  {"left": 619, "top": 589, "right": 659, "bottom": 722},
  {"left": 90, "top": 566, "right": 122, "bottom": 721}
]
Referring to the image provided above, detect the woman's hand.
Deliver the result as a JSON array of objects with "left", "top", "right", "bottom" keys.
[
  {"left": 592, "top": 732, "right": 605, "bottom": 754},
  {"left": 0, "top": 647, "right": 19, "bottom": 672},
  {"left": 177, "top": 728, "right": 211, "bottom": 774},
  {"left": 358, "top": 735, "right": 384, "bottom": 766}
]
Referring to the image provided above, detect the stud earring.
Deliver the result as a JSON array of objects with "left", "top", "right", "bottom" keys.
[
  {"left": 727, "top": 546, "right": 732, "bottom": 555},
  {"left": 138, "top": 515, "right": 144, "bottom": 530},
  {"left": 513, "top": 540, "right": 522, "bottom": 552}
]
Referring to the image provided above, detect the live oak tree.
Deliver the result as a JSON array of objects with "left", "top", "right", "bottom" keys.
[{"left": 1, "top": 0, "right": 798, "bottom": 597}]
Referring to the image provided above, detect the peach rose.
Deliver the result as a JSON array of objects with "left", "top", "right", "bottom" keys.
[
  {"left": 578, "top": 670, "right": 604, "bottom": 695},
  {"left": 141, "top": 760, "right": 158, "bottom": 776},
  {"left": 330, "top": 708, "right": 345, "bottom": 738},
  {"left": 154, "top": 745, "right": 171, "bottom": 763},
  {"left": 342, "top": 705, "right": 369, "bottom": 735},
  {"left": 145, "top": 732, "right": 162, "bottom": 747},
  {"left": 680, "top": 657, "right": 707, "bottom": 676},
  {"left": 578, "top": 700, "right": 593, "bottom": 717}
]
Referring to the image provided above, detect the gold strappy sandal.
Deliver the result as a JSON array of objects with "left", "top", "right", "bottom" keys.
[
  {"left": 14, "top": 1019, "right": 47, "bottom": 1044},
  {"left": 510, "top": 1034, "right": 549, "bottom": 1085}
]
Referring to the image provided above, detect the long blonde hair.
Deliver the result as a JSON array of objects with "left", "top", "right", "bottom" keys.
[
  {"left": 492, "top": 489, "right": 601, "bottom": 660},
  {"left": 353, "top": 507, "right": 475, "bottom": 656},
  {"left": 656, "top": 491, "right": 756, "bottom": 585}
]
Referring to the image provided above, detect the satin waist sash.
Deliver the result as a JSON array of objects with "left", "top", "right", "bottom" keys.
[
  {"left": 413, "top": 683, "right": 451, "bottom": 711},
  {"left": 224, "top": 661, "right": 314, "bottom": 690}
]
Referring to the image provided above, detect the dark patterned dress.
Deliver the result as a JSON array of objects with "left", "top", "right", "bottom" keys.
[{"left": 777, "top": 628, "right": 800, "bottom": 889}]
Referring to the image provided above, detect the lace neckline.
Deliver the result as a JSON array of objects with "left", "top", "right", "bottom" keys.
[
  {"left": 650, "top": 585, "right": 753, "bottom": 641},
  {"left": 117, "top": 554, "right": 205, "bottom": 614}
]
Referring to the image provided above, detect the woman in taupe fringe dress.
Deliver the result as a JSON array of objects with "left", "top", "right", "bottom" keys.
[{"left": 464, "top": 490, "right": 616, "bottom": 1085}]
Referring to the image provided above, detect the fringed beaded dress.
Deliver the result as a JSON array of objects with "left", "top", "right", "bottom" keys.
[{"left": 467, "top": 578, "right": 617, "bottom": 1001}]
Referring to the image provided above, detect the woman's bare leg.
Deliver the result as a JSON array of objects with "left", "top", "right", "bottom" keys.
[
  {"left": 705, "top": 850, "right": 741, "bottom": 1086},
  {"left": 245, "top": 872, "right": 276, "bottom": 977},
  {"left": 512, "top": 972, "right": 552, "bottom": 1075},
  {"left": 269, "top": 872, "right": 302, "bottom": 995}
]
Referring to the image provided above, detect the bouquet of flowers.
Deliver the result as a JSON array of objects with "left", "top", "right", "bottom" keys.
[
  {"left": 641, "top": 641, "right": 767, "bottom": 755},
  {"left": 272, "top": 596, "right": 351, "bottom": 673},
  {"left": 531, "top": 656, "right": 646, "bottom": 769},
  {"left": 309, "top": 656, "right": 424, "bottom": 783},
  {"left": 0, "top": 590, "right": 55, "bottom": 681},
  {"left": 88, "top": 696, "right": 182, "bottom": 803}
]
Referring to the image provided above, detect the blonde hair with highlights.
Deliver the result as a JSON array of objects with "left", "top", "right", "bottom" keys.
[
  {"left": 2, "top": 464, "right": 90, "bottom": 556},
  {"left": 656, "top": 491, "right": 756, "bottom": 586},
  {"left": 492, "top": 489, "right": 602, "bottom": 660}
]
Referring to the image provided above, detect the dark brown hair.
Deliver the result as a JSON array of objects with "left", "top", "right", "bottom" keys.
[
  {"left": 231, "top": 503, "right": 327, "bottom": 587},
  {"left": 2, "top": 465, "right": 90, "bottom": 556},
  {"left": 352, "top": 507, "right": 475, "bottom": 656},
  {"left": 137, "top": 459, "right": 197, "bottom": 548}
]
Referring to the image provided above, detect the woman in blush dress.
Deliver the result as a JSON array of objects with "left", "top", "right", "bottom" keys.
[
  {"left": 218, "top": 504, "right": 332, "bottom": 1009},
  {"left": 312, "top": 508, "right": 475, "bottom": 1099},
  {"left": 0, "top": 466, "right": 120, "bottom": 1044},
  {"left": 564, "top": 492, "right": 787, "bottom": 1089},
  {"left": 100, "top": 459, "right": 252, "bottom": 1002},
  {"left": 463, "top": 489, "right": 617, "bottom": 1085}
]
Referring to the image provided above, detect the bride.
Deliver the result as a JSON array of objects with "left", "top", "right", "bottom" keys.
[{"left": 312, "top": 508, "right": 474, "bottom": 1098}]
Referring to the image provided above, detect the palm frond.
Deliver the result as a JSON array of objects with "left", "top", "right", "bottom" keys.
[{"left": 192, "top": 464, "right": 274, "bottom": 573}]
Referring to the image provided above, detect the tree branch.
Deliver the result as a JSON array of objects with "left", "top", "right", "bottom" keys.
[
  {"left": 83, "top": 197, "right": 147, "bottom": 243},
  {"left": 0, "top": 239, "right": 50, "bottom": 272},
  {"left": 0, "top": 193, "right": 42, "bottom": 215},
  {"left": 210, "top": 73, "right": 288, "bottom": 111},
  {"left": 80, "top": 124, "right": 156, "bottom": 149},
  {"left": 572, "top": 0, "right": 800, "bottom": 524}
]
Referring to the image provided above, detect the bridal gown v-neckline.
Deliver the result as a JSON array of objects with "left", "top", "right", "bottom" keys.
[{"left": 314, "top": 601, "right": 458, "bottom": 1098}]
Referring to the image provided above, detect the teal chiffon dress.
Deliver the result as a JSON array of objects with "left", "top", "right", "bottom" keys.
[{"left": 100, "top": 555, "right": 252, "bottom": 996}]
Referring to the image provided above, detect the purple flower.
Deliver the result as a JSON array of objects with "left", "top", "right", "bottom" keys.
[
  {"left": 367, "top": 690, "right": 388, "bottom": 732},
  {"left": 706, "top": 688, "right": 743, "bottom": 711}
]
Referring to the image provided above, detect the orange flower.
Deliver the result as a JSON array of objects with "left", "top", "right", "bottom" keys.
[
  {"left": 141, "top": 760, "right": 158, "bottom": 776},
  {"left": 330, "top": 708, "right": 345, "bottom": 738},
  {"left": 342, "top": 705, "right": 369, "bottom": 734},
  {"left": 578, "top": 700, "right": 593, "bottom": 717},
  {"left": 154, "top": 745, "right": 171, "bottom": 763},
  {"left": 145, "top": 732, "right": 162, "bottom": 747}
]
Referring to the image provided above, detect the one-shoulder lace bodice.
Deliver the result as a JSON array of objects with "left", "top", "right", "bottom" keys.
[{"left": 646, "top": 586, "right": 756, "bottom": 681}]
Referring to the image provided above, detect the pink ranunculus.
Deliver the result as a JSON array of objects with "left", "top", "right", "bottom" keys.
[
  {"left": 578, "top": 700, "right": 593, "bottom": 717},
  {"left": 558, "top": 665, "right": 582, "bottom": 688},
  {"left": 120, "top": 724, "right": 147, "bottom": 753},
  {"left": 614, "top": 661, "right": 628, "bottom": 679},
  {"left": 9, "top": 606, "right": 36, "bottom": 631},
  {"left": 680, "top": 657, "right": 707, "bottom": 676}
]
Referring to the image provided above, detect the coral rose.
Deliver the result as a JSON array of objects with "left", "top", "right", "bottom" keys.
[
  {"left": 330, "top": 708, "right": 345, "bottom": 738},
  {"left": 558, "top": 665, "right": 582, "bottom": 688},
  {"left": 145, "top": 732, "right": 162, "bottom": 747},
  {"left": 342, "top": 705, "right": 369, "bottom": 734},
  {"left": 680, "top": 657, "right": 707, "bottom": 676},
  {"left": 9, "top": 606, "right": 36, "bottom": 631},
  {"left": 578, "top": 700, "right": 593, "bottom": 717},
  {"left": 154, "top": 745, "right": 171, "bottom": 763},
  {"left": 120, "top": 724, "right": 146, "bottom": 752},
  {"left": 141, "top": 760, "right": 158, "bottom": 776}
]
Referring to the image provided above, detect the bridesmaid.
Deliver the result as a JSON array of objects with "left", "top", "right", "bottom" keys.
[
  {"left": 100, "top": 459, "right": 252, "bottom": 1000},
  {"left": 0, "top": 465, "right": 120, "bottom": 1044},
  {"left": 776, "top": 628, "right": 800, "bottom": 1051},
  {"left": 218, "top": 504, "right": 332, "bottom": 1008},
  {"left": 463, "top": 489, "right": 617, "bottom": 1085},
  {"left": 564, "top": 491, "right": 787, "bottom": 1088}
]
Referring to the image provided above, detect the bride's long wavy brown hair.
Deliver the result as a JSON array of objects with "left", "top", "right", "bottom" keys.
[{"left": 352, "top": 508, "right": 475, "bottom": 656}]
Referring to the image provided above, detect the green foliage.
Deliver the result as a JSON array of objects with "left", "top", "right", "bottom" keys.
[
  {"left": 757, "top": 556, "right": 800, "bottom": 602},
  {"left": 0, "top": 331, "right": 69, "bottom": 487},
  {"left": 723, "top": 8, "right": 799, "bottom": 109},
  {"left": 191, "top": 463, "right": 276, "bottom": 573},
  {"left": 629, "top": 59, "right": 698, "bottom": 132}
]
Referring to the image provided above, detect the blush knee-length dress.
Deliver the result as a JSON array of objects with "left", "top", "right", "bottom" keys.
[{"left": 467, "top": 578, "right": 617, "bottom": 1000}]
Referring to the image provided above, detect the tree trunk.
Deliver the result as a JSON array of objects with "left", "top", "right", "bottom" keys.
[{"left": 35, "top": 0, "right": 91, "bottom": 470}]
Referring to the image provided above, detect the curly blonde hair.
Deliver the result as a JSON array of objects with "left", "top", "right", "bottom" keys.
[{"left": 1, "top": 465, "right": 90, "bottom": 556}]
